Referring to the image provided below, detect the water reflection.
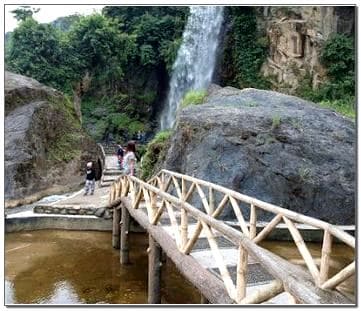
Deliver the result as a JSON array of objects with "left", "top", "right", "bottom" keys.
[
  {"left": 5, "top": 230, "right": 354, "bottom": 304},
  {"left": 5, "top": 230, "right": 199, "bottom": 304}
]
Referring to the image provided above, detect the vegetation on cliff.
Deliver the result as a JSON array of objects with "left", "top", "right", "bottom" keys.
[
  {"left": 220, "top": 7, "right": 270, "bottom": 90},
  {"left": 296, "top": 33, "right": 355, "bottom": 118},
  {"left": 180, "top": 90, "right": 207, "bottom": 108},
  {"left": 141, "top": 130, "right": 172, "bottom": 180}
]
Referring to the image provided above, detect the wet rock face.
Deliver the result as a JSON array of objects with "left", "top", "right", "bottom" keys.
[
  {"left": 162, "top": 86, "right": 355, "bottom": 225},
  {"left": 5, "top": 71, "right": 103, "bottom": 206}
]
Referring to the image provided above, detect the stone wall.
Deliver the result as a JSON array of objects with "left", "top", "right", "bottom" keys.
[{"left": 33, "top": 204, "right": 113, "bottom": 218}]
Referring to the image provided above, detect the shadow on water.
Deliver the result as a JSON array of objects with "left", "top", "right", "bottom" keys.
[{"left": 5, "top": 230, "right": 200, "bottom": 304}]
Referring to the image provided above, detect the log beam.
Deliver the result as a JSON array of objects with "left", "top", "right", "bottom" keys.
[
  {"left": 112, "top": 207, "right": 121, "bottom": 249},
  {"left": 120, "top": 204, "right": 130, "bottom": 264},
  {"left": 121, "top": 197, "right": 234, "bottom": 304},
  {"left": 148, "top": 235, "right": 162, "bottom": 304}
]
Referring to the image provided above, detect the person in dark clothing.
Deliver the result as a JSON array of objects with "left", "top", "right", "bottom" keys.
[
  {"left": 117, "top": 145, "right": 124, "bottom": 168},
  {"left": 84, "top": 162, "right": 96, "bottom": 195}
]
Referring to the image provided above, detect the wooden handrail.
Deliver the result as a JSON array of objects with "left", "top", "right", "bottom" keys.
[
  {"left": 159, "top": 169, "right": 354, "bottom": 248},
  {"left": 109, "top": 170, "right": 354, "bottom": 304}
]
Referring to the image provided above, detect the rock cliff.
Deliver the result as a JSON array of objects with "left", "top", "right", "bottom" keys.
[
  {"left": 5, "top": 71, "right": 103, "bottom": 208},
  {"left": 161, "top": 85, "right": 355, "bottom": 225},
  {"left": 256, "top": 6, "right": 354, "bottom": 92}
]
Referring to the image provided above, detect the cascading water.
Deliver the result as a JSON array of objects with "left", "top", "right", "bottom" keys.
[{"left": 160, "top": 6, "right": 224, "bottom": 130}]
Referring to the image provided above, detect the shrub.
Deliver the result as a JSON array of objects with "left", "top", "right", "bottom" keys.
[
  {"left": 180, "top": 89, "right": 207, "bottom": 108},
  {"left": 296, "top": 34, "right": 355, "bottom": 119},
  {"left": 141, "top": 130, "right": 172, "bottom": 180}
]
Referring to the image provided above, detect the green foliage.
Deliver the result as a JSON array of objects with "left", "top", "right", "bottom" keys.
[
  {"left": 221, "top": 7, "right": 270, "bottom": 89},
  {"left": 271, "top": 115, "right": 281, "bottom": 130},
  {"left": 160, "top": 38, "right": 182, "bottom": 71},
  {"left": 321, "top": 34, "right": 354, "bottom": 79},
  {"left": 318, "top": 99, "right": 355, "bottom": 119},
  {"left": 141, "top": 130, "right": 172, "bottom": 180},
  {"left": 103, "top": 6, "right": 188, "bottom": 73},
  {"left": 67, "top": 14, "right": 136, "bottom": 82},
  {"left": 7, "top": 18, "right": 71, "bottom": 91},
  {"left": 11, "top": 5, "right": 40, "bottom": 21},
  {"left": 180, "top": 90, "right": 207, "bottom": 108},
  {"left": 51, "top": 14, "right": 81, "bottom": 32},
  {"left": 48, "top": 132, "right": 82, "bottom": 162},
  {"left": 296, "top": 34, "right": 355, "bottom": 119}
]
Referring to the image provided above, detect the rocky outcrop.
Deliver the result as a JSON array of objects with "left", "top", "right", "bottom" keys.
[
  {"left": 161, "top": 86, "right": 355, "bottom": 225},
  {"left": 5, "top": 71, "right": 103, "bottom": 208},
  {"left": 256, "top": 6, "right": 355, "bottom": 92}
]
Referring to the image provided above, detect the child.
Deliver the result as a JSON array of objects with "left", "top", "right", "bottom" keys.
[{"left": 84, "top": 162, "right": 95, "bottom": 195}]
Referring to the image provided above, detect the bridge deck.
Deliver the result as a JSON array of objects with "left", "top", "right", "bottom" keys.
[{"left": 137, "top": 201, "right": 275, "bottom": 287}]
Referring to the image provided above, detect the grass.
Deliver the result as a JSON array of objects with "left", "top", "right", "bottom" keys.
[
  {"left": 180, "top": 89, "right": 207, "bottom": 109},
  {"left": 317, "top": 99, "right": 355, "bottom": 119},
  {"left": 299, "top": 166, "right": 313, "bottom": 182},
  {"left": 271, "top": 115, "right": 281, "bottom": 130}
]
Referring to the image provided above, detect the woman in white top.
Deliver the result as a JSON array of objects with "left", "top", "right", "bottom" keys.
[{"left": 123, "top": 141, "right": 137, "bottom": 176}]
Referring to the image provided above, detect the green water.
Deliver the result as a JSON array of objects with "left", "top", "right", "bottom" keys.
[{"left": 5, "top": 230, "right": 200, "bottom": 304}]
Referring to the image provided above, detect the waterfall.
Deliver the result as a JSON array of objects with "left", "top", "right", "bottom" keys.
[{"left": 160, "top": 6, "right": 224, "bottom": 130}]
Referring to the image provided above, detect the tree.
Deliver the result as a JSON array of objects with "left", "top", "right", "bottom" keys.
[
  {"left": 11, "top": 5, "right": 40, "bottom": 22},
  {"left": 67, "top": 13, "right": 136, "bottom": 88},
  {"left": 7, "top": 18, "right": 71, "bottom": 91}
]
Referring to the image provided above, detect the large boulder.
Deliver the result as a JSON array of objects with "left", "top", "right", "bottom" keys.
[
  {"left": 162, "top": 86, "right": 355, "bottom": 225},
  {"left": 5, "top": 71, "right": 104, "bottom": 208}
]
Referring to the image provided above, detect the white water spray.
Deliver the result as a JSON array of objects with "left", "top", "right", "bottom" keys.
[{"left": 160, "top": 6, "right": 224, "bottom": 129}]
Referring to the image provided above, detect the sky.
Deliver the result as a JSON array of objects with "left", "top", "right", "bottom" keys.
[{"left": 5, "top": 5, "right": 105, "bottom": 33}]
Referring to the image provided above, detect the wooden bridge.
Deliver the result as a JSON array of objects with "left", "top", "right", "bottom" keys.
[{"left": 108, "top": 169, "right": 355, "bottom": 305}]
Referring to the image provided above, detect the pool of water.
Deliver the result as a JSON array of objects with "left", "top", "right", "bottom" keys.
[
  {"left": 5, "top": 230, "right": 354, "bottom": 304},
  {"left": 260, "top": 240, "right": 355, "bottom": 298},
  {"left": 5, "top": 230, "right": 200, "bottom": 305}
]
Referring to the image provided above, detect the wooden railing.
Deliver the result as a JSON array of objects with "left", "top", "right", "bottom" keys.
[{"left": 109, "top": 169, "right": 355, "bottom": 304}]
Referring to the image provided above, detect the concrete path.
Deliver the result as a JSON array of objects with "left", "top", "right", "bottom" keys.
[{"left": 51, "top": 155, "right": 122, "bottom": 208}]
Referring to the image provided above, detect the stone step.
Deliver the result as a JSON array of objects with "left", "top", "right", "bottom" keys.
[
  {"left": 105, "top": 166, "right": 122, "bottom": 171},
  {"left": 100, "top": 182, "right": 112, "bottom": 188},
  {"left": 103, "top": 169, "right": 123, "bottom": 176},
  {"left": 102, "top": 176, "right": 120, "bottom": 182}
]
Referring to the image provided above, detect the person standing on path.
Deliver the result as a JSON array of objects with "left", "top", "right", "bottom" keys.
[
  {"left": 116, "top": 144, "right": 124, "bottom": 169},
  {"left": 84, "top": 161, "right": 96, "bottom": 195},
  {"left": 123, "top": 141, "right": 137, "bottom": 176}
]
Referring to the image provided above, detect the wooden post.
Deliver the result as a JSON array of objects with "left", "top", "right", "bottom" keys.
[
  {"left": 236, "top": 244, "right": 248, "bottom": 302},
  {"left": 200, "top": 294, "right": 209, "bottom": 304},
  {"left": 283, "top": 216, "right": 320, "bottom": 283},
  {"left": 319, "top": 230, "right": 333, "bottom": 285},
  {"left": 250, "top": 204, "right": 257, "bottom": 239},
  {"left": 181, "top": 177, "right": 188, "bottom": 249},
  {"left": 209, "top": 187, "right": 214, "bottom": 214},
  {"left": 148, "top": 235, "right": 162, "bottom": 304},
  {"left": 112, "top": 207, "right": 121, "bottom": 249},
  {"left": 286, "top": 292, "right": 298, "bottom": 304},
  {"left": 120, "top": 204, "right": 130, "bottom": 264}
]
